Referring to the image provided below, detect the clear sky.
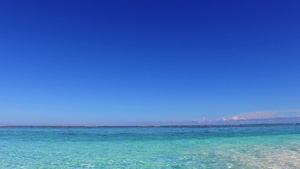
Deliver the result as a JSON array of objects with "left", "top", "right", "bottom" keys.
[{"left": 0, "top": 0, "right": 300, "bottom": 125}]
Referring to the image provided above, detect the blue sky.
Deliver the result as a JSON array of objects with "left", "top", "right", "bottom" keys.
[{"left": 0, "top": 0, "right": 300, "bottom": 125}]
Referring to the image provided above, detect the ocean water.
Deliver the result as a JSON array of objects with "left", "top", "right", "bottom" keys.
[{"left": 1, "top": 125, "right": 300, "bottom": 168}]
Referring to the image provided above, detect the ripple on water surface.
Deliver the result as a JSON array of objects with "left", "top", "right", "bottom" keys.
[{"left": 0, "top": 125, "right": 300, "bottom": 168}]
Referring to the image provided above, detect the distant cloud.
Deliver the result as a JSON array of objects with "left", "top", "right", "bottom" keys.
[
  {"left": 230, "top": 109, "right": 300, "bottom": 120},
  {"left": 1, "top": 109, "right": 300, "bottom": 126}
]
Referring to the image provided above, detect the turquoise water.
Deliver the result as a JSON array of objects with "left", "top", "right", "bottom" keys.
[{"left": 1, "top": 125, "right": 300, "bottom": 168}]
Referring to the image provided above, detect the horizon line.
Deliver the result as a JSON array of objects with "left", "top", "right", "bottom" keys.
[{"left": 1, "top": 123, "right": 300, "bottom": 128}]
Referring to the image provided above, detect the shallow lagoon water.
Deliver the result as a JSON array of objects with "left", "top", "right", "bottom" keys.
[{"left": 1, "top": 124, "right": 300, "bottom": 168}]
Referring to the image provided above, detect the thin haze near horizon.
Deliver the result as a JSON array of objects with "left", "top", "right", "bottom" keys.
[{"left": 0, "top": 0, "right": 299, "bottom": 126}]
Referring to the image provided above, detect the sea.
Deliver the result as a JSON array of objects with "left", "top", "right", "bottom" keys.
[{"left": 1, "top": 124, "right": 300, "bottom": 168}]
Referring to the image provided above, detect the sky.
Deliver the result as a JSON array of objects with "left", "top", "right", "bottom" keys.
[{"left": 0, "top": 0, "right": 300, "bottom": 126}]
